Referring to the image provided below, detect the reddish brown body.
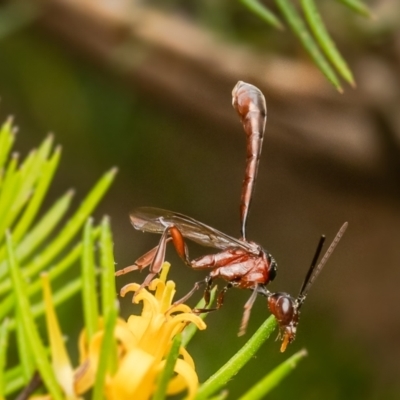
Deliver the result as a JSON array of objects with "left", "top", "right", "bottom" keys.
[
  {"left": 192, "top": 247, "right": 271, "bottom": 289},
  {"left": 123, "top": 207, "right": 277, "bottom": 293},
  {"left": 119, "top": 205, "right": 277, "bottom": 336},
  {"left": 117, "top": 81, "right": 275, "bottom": 336}
]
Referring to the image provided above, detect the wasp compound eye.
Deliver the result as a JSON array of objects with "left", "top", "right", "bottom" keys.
[{"left": 268, "top": 256, "right": 277, "bottom": 282}]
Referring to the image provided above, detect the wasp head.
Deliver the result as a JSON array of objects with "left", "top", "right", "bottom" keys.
[{"left": 267, "top": 292, "right": 299, "bottom": 352}]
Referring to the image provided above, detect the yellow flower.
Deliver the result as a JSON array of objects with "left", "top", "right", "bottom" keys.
[{"left": 38, "top": 263, "right": 206, "bottom": 400}]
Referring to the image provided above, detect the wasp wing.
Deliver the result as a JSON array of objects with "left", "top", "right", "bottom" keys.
[{"left": 130, "top": 207, "right": 256, "bottom": 253}]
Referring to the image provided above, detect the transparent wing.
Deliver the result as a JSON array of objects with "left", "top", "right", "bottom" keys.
[{"left": 130, "top": 207, "right": 256, "bottom": 252}]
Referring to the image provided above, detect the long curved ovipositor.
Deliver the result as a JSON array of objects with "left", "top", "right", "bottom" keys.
[{"left": 232, "top": 81, "right": 267, "bottom": 240}]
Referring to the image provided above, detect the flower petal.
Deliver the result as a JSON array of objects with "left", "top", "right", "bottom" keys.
[
  {"left": 107, "top": 348, "right": 156, "bottom": 400},
  {"left": 167, "top": 358, "right": 198, "bottom": 399},
  {"left": 41, "top": 274, "right": 76, "bottom": 398}
]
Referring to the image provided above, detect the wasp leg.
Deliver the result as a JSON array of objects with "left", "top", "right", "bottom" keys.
[
  {"left": 194, "top": 282, "right": 233, "bottom": 313},
  {"left": 238, "top": 285, "right": 259, "bottom": 337},
  {"left": 115, "top": 240, "right": 171, "bottom": 276},
  {"left": 165, "top": 224, "right": 191, "bottom": 266},
  {"left": 16, "top": 371, "right": 42, "bottom": 400},
  {"left": 147, "top": 222, "right": 195, "bottom": 275},
  {"left": 130, "top": 223, "right": 193, "bottom": 297},
  {"left": 173, "top": 278, "right": 208, "bottom": 306},
  {"left": 128, "top": 228, "right": 170, "bottom": 297}
]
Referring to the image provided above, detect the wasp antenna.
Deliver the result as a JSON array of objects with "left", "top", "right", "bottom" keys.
[
  {"left": 297, "top": 222, "right": 348, "bottom": 307},
  {"left": 298, "top": 234, "right": 326, "bottom": 298}
]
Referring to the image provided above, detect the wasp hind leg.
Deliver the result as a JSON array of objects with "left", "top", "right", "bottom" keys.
[
  {"left": 194, "top": 281, "right": 233, "bottom": 313},
  {"left": 238, "top": 285, "right": 259, "bottom": 337}
]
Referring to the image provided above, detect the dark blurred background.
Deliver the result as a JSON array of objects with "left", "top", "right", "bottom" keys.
[{"left": 1, "top": 0, "right": 400, "bottom": 398}]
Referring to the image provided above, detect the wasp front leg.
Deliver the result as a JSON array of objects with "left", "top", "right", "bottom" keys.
[
  {"left": 115, "top": 239, "right": 172, "bottom": 276},
  {"left": 120, "top": 222, "right": 193, "bottom": 291},
  {"left": 174, "top": 273, "right": 234, "bottom": 312},
  {"left": 238, "top": 285, "right": 259, "bottom": 336}
]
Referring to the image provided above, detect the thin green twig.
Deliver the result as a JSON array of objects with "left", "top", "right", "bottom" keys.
[
  {"left": 238, "top": 349, "right": 308, "bottom": 399},
  {"left": 196, "top": 316, "right": 277, "bottom": 399}
]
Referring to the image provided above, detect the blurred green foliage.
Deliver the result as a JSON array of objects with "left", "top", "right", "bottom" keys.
[{"left": 147, "top": 0, "right": 377, "bottom": 90}]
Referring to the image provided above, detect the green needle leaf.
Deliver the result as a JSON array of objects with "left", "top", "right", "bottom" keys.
[
  {"left": 240, "top": 0, "right": 284, "bottom": 30},
  {"left": 239, "top": 349, "right": 308, "bottom": 399},
  {"left": 82, "top": 218, "right": 99, "bottom": 341},
  {"left": 99, "top": 216, "right": 118, "bottom": 374},
  {"left": 0, "top": 190, "right": 76, "bottom": 292},
  {"left": 0, "top": 154, "right": 20, "bottom": 236},
  {"left": 0, "top": 118, "right": 15, "bottom": 171},
  {"left": 337, "top": 0, "right": 372, "bottom": 18},
  {"left": 0, "top": 236, "right": 89, "bottom": 321},
  {"left": 92, "top": 300, "right": 118, "bottom": 400},
  {"left": 11, "top": 135, "right": 54, "bottom": 216},
  {"left": 302, "top": 0, "right": 355, "bottom": 86},
  {"left": 4, "top": 167, "right": 117, "bottom": 290},
  {"left": 11, "top": 145, "right": 62, "bottom": 243},
  {"left": 5, "top": 189, "right": 74, "bottom": 267},
  {"left": 207, "top": 392, "right": 229, "bottom": 400},
  {"left": 100, "top": 216, "right": 117, "bottom": 319},
  {"left": 7, "top": 276, "right": 84, "bottom": 331},
  {"left": 4, "top": 364, "right": 25, "bottom": 396},
  {"left": 196, "top": 316, "right": 277, "bottom": 400},
  {"left": 0, "top": 318, "right": 10, "bottom": 398},
  {"left": 4, "top": 348, "right": 52, "bottom": 396},
  {"left": 28, "top": 167, "right": 117, "bottom": 273},
  {"left": 15, "top": 307, "right": 34, "bottom": 382},
  {"left": 274, "top": 0, "right": 343, "bottom": 92},
  {"left": 181, "top": 286, "right": 217, "bottom": 348},
  {"left": 6, "top": 232, "right": 63, "bottom": 400}
]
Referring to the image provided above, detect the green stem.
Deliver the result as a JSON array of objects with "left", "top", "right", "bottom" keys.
[
  {"left": 239, "top": 349, "right": 308, "bottom": 399},
  {"left": 196, "top": 316, "right": 277, "bottom": 400}
]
